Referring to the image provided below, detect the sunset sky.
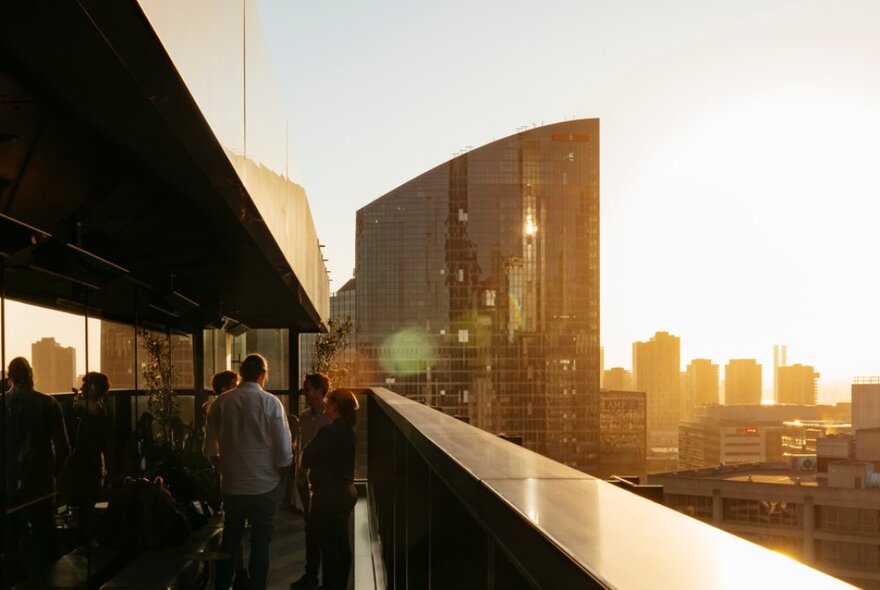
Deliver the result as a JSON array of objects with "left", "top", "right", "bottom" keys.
[
  {"left": 4, "top": 1, "right": 880, "bottom": 402},
  {"left": 259, "top": 0, "right": 880, "bottom": 400}
]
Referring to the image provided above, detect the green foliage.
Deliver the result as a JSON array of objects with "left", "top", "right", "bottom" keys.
[
  {"left": 138, "top": 328, "right": 181, "bottom": 449},
  {"left": 312, "top": 316, "right": 353, "bottom": 387}
]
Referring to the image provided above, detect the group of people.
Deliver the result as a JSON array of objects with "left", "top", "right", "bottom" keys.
[
  {"left": 1, "top": 352, "right": 357, "bottom": 589},
  {"left": 3, "top": 357, "right": 111, "bottom": 576},
  {"left": 203, "top": 354, "right": 359, "bottom": 590}
]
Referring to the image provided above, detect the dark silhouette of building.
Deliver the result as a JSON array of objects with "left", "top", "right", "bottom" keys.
[
  {"left": 356, "top": 120, "right": 600, "bottom": 471},
  {"left": 599, "top": 389, "right": 647, "bottom": 478}
]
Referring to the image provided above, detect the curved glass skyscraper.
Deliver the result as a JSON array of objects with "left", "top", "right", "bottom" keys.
[{"left": 356, "top": 119, "right": 599, "bottom": 472}]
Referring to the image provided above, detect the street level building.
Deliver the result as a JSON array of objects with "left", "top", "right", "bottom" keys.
[{"left": 356, "top": 120, "right": 600, "bottom": 472}]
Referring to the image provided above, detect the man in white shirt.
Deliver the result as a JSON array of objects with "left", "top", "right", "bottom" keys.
[
  {"left": 204, "top": 354, "right": 293, "bottom": 590},
  {"left": 289, "top": 373, "right": 331, "bottom": 590}
]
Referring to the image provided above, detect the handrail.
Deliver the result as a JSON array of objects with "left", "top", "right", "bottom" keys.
[{"left": 368, "top": 387, "right": 855, "bottom": 589}]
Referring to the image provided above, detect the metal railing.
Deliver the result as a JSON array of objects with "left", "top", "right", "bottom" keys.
[{"left": 365, "top": 388, "right": 855, "bottom": 589}]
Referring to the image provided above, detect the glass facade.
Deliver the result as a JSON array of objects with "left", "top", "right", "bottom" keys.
[
  {"left": 356, "top": 120, "right": 600, "bottom": 471},
  {"left": 599, "top": 390, "right": 647, "bottom": 478},
  {"left": 137, "top": 0, "right": 329, "bottom": 320}
]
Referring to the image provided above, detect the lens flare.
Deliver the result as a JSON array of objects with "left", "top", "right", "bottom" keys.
[{"left": 380, "top": 327, "right": 434, "bottom": 375}]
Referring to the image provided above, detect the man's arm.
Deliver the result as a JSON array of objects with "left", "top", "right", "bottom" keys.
[{"left": 271, "top": 399, "right": 293, "bottom": 475}]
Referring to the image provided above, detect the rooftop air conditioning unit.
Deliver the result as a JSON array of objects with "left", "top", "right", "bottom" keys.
[{"left": 791, "top": 455, "right": 816, "bottom": 471}]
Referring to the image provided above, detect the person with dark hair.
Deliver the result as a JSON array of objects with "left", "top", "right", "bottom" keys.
[
  {"left": 204, "top": 370, "right": 238, "bottom": 417},
  {"left": 4, "top": 357, "right": 70, "bottom": 572},
  {"left": 204, "top": 354, "right": 292, "bottom": 590},
  {"left": 289, "top": 373, "right": 331, "bottom": 589},
  {"left": 63, "top": 372, "right": 112, "bottom": 533},
  {"left": 299, "top": 389, "right": 359, "bottom": 590},
  {"left": 211, "top": 370, "right": 238, "bottom": 396}
]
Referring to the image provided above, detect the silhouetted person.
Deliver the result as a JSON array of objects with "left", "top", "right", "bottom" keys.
[
  {"left": 4, "top": 357, "right": 70, "bottom": 574},
  {"left": 204, "top": 354, "right": 292, "bottom": 590},
  {"left": 301, "top": 389, "right": 359, "bottom": 590},
  {"left": 67, "top": 372, "right": 111, "bottom": 534},
  {"left": 290, "top": 373, "right": 331, "bottom": 590},
  {"left": 205, "top": 370, "right": 238, "bottom": 417}
]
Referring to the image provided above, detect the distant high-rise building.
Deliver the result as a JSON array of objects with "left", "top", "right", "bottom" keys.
[
  {"left": 100, "top": 322, "right": 194, "bottom": 390},
  {"left": 299, "top": 277, "right": 357, "bottom": 397},
  {"left": 777, "top": 364, "right": 819, "bottom": 405},
  {"left": 852, "top": 377, "right": 880, "bottom": 430},
  {"left": 603, "top": 367, "right": 633, "bottom": 392},
  {"left": 724, "top": 359, "right": 762, "bottom": 405},
  {"left": 686, "top": 359, "right": 719, "bottom": 411},
  {"left": 773, "top": 344, "right": 787, "bottom": 400},
  {"left": 633, "top": 332, "right": 681, "bottom": 447},
  {"left": 599, "top": 390, "right": 646, "bottom": 479},
  {"left": 31, "top": 337, "right": 76, "bottom": 393},
  {"left": 330, "top": 278, "right": 357, "bottom": 387},
  {"left": 356, "top": 120, "right": 600, "bottom": 472}
]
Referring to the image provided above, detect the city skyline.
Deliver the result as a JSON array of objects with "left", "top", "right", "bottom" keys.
[{"left": 0, "top": 297, "right": 861, "bottom": 404}]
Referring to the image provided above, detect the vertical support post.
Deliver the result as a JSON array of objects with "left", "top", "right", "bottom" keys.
[
  {"left": 193, "top": 329, "right": 206, "bottom": 430},
  {"left": 288, "top": 329, "right": 300, "bottom": 409},
  {"left": 0, "top": 256, "right": 6, "bottom": 590},
  {"left": 429, "top": 470, "right": 488, "bottom": 589},
  {"left": 803, "top": 495, "right": 815, "bottom": 564},
  {"left": 713, "top": 489, "right": 723, "bottom": 523},
  {"left": 392, "top": 429, "right": 407, "bottom": 589},
  {"left": 405, "top": 444, "right": 429, "bottom": 588}
]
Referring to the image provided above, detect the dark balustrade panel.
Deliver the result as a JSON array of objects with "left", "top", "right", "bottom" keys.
[{"left": 365, "top": 388, "right": 855, "bottom": 590}]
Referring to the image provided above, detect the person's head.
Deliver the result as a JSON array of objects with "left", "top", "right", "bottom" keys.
[
  {"left": 303, "top": 372, "right": 330, "bottom": 407},
  {"left": 82, "top": 372, "right": 110, "bottom": 402},
  {"left": 239, "top": 354, "right": 269, "bottom": 386},
  {"left": 211, "top": 370, "right": 238, "bottom": 395},
  {"left": 7, "top": 357, "right": 34, "bottom": 388},
  {"left": 324, "top": 388, "right": 359, "bottom": 427}
]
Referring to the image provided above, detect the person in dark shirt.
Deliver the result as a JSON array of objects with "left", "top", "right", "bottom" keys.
[
  {"left": 4, "top": 357, "right": 71, "bottom": 573},
  {"left": 67, "top": 372, "right": 112, "bottom": 532},
  {"left": 299, "top": 389, "right": 359, "bottom": 590}
]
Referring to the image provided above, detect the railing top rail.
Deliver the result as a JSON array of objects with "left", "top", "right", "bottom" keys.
[{"left": 370, "top": 388, "right": 854, "bottom": 590}]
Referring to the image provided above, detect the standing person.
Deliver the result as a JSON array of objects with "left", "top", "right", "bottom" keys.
[
  {"left": 4, "top": 357, "right": 70, "bottom": 573},
  {"left": 65, "top": 372, "right": 112, "bottom": 534},
  {"left": 205, "top": 370, "right": 238, "bottom": 417},
  {"left": 301, "top": 389, "right": 359, "bottom": 590},
  {"left": 289, "top": 373, "right": 331, "bottom": 590},
  {"left": 204, "top": 354, "right": 292, "bottom": 590}
]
